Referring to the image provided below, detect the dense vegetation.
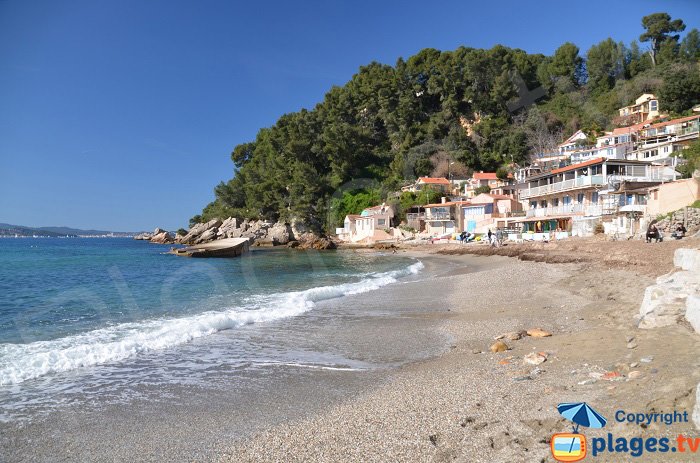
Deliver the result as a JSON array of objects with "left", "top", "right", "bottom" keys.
[{"left": 194, "top": 13, "right": 700, "bottom": 231}]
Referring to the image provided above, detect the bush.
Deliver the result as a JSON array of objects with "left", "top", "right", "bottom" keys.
[{"left": 594, "top": 222, "right": 605, "bottom": 234}]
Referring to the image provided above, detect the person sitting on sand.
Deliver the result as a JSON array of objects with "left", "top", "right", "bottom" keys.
[{"left": 672, "top": 223, "right": 687, "bottom": 240}]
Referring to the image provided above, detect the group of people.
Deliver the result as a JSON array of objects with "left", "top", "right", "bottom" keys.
[
  {"left": 487, "top": 228, "right": 504, "bottom": 247},
  {"left": 456, "top": 228, "right": 504, "bottom": 246},
  {"left": 646, "top": 222, "right": 687, "bottom": 243},
  {"left": 457, "top": 231, "right": 474, "bottom": 244}
]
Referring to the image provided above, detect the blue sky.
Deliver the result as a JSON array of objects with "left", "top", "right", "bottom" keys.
[{"left": 0, "top": 0, "right": 698, "bottom": 231}]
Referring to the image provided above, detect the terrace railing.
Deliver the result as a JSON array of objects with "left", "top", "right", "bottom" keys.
[{"left": 520, "top": 175, "right": 606, "bottom": 199}]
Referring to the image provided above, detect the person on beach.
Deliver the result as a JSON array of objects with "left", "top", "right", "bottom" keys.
[
  {"left": 495, "top": 228, "right": 503, "bottom": 247},
  {"left": 672, "top": 223, "right": 687, "bottom": 239},
  {"left": 646, "top": 224, "right": 657, "bottom": 243},
  {"left": 458, "top": 231, "right": 467, "bottom": 244},
  {"left": 487, "top": 229, "right": 492, "bottom": 245}
]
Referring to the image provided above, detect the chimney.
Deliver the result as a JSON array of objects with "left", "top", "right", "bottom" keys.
[{"left": 441, "top": 197, "right": 447, "bottom": 204}]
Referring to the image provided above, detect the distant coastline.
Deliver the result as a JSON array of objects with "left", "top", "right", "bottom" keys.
[{"left": 0, "top": 223, "right": 140, "bottom": 238}]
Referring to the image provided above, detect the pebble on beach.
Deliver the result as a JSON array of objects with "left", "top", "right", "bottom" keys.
[
  {"left": 490, "top": 341, "right": 509, "bottom": 353},
  {"left": 526, "top": 328, "right": 552, "bottom": 338}
]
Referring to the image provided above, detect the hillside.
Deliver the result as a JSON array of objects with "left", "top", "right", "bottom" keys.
[{"left": 194, "top": 12, "right": 700, "bottom": 232}]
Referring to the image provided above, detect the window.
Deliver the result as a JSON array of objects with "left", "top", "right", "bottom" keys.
[
  {"left": 563, "top": 196, "right": 571, "bottom": 205},
  {"left": 577, "top": 193, "right": 584, "bottom": 204},
  {"left": 553, "top": 198, "right": 560, "bottom": 207},
  {"left": 377, "top": 219, "right": 386, "bottom": 226},
  {"left": 650, "top": 100, "right": 658, "bottom": 111},
  {"left": 591, "top": 192, "right": 599, "bottom": 204}
]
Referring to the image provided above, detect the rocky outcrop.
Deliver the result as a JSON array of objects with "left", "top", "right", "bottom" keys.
[
  {"left": 175, "top": 217, "right": 335, "bottom": 249},
  {"left": 637, "top": 248, "right": 700, "bottom": 329},
  {"left": 134, "top": 227, "right": 174, "bottom": 244},
  {"left": 150, "top": 228, "right": 174, "bottom": 244},
  {"left": 178, "top": 219, "right": 222, "bottom": 244}
]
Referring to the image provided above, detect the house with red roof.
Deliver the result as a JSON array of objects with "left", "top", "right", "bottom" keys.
[
  {"left": 517, "top": 158, "right": 676, "bottom": 237},
  {"left": 628, "top": 114, "right": 700, "bottom": 163}
]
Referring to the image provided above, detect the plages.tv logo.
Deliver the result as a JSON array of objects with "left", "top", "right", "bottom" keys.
[{"left": 551, "top": 402, "right": 607, "bottom": 462}]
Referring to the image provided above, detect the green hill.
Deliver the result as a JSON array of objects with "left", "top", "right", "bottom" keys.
[{"left": 194, "top": 12, "right": 700, "bottom": 232}]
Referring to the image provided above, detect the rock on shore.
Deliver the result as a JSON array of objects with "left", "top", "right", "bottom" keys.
[
  {"left": 174, "top": 218, "right": 335, "bottom": 249},
  {"left": 134, "top": 227, "right": 174, "bottom": 244},
  {"left": 636, "top": 247, "right": 700, "bottom": 430}
]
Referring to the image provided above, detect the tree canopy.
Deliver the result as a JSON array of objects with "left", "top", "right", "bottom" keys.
[{"left": 194, "top": 12, "right": 698, "bottom": 232}]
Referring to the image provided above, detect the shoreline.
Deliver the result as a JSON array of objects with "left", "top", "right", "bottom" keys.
[
  {"left": 224, "top": 237, "right": 700, "bottom": 462},
  {"left": 3, "top": 239, "right": 699, "bottom": 462}
]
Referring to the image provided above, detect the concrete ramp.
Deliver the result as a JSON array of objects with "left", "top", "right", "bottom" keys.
[{"left": 169, "top": 238, "right": 250, "bottom": 258}]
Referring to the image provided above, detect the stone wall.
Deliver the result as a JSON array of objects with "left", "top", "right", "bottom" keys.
[{"left": 655, "top": 206, "right": 700, "bottom": 234}]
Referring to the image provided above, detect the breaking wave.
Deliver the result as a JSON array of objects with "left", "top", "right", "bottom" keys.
[{"left": 0, "top": 261, "right": 423, "bottom": 385}]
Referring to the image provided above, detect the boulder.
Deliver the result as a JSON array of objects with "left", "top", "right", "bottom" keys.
[
  {"left": 216, "top": 217, "right": 239, "bottom": 238},
  {"left": 267, "top": 222, "right": 293, "bottom": 245},
  {"left": 134, "top": 232, "right": 153, "bottom": 240},
  {"left": 686, "top": 294, "right": 700, "bottom": 334},
  {"left": 150, "top": 230, "right": 173, "bottom": 244},
  {"left": 180, "top": 219, "right": 222, "bottom": 244},
  {"left": 298, "top": 236, "right": 337, "bottom": 250},
  {"left": 637, "top": 284, "right": 688, "bottom": 329},
  {"left": 675, "top": 248, "right": 700, "bottom": 273},
  {"left": 638, "top": 249, "right": 700, "bottom": 329},
  {"left": 194, "top": 228, "right": 218, "bottom": 244}
]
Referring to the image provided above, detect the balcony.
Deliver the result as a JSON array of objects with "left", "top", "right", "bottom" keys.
[
  {"left": 426, "top": 212, "right": 454, "bottom": 221},
  {"left": 525, "top": 204, "right": 603, "bottom": 218},
  {"left": 406, "top": 213, "right": 426, "bottom": 221},
  {"left": 520, "top": 175, "right": 606, "bottom": 199}
]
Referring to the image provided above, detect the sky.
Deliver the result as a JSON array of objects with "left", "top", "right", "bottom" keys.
[{"left": 0, "top": 0, "right": 698, "bottom": 231}]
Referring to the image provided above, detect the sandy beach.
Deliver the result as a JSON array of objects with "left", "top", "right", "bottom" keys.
[{"left": 223, "top": 237, "right": 700, "bottom": 462}]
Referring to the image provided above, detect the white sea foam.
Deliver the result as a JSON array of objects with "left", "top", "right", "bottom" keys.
[{"left": 0, "top": 261, "right": 423, "bottom": 386}]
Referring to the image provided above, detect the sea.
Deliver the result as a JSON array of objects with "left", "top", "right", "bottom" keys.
[{"left": 0, "top": 238, "right": 447, "bottom": 460}]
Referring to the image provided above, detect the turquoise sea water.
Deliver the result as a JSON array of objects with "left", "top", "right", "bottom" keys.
[{"left": 0, "top": 238, "right": 424, "bottom": 421}]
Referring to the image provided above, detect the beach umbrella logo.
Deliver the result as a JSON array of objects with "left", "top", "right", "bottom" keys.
[{"left": 551, "top": 402, "right": 607, "bottom": 462}]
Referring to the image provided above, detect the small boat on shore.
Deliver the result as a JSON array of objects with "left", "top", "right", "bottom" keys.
[{"left": 169, "top": 237, "right": 250, "bottom": 258}]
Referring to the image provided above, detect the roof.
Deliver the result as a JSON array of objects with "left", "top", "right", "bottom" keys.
[
  {"left": 551, "top": 158, "right": 603, "bottom": 174},
  {"left": 364, "top": 205, "right": 385, "bottom": 210},
  {"left": 646, "top": 114, "right": 700, "bottom": 130},
  {"left": 417, "top": 177, "right": 450, "bottom": 184},
  {"left": 472, "top": 172, "right": 498, "bottom": 180},
  {"left": 345, "top": 214, "right": 361, "bottom": 220},
  {"left": 560, "top": 130, "right": 587, "bottom": 146},
  {"left": 423, "top": 201, "right": 472, "bottom": 208}
]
